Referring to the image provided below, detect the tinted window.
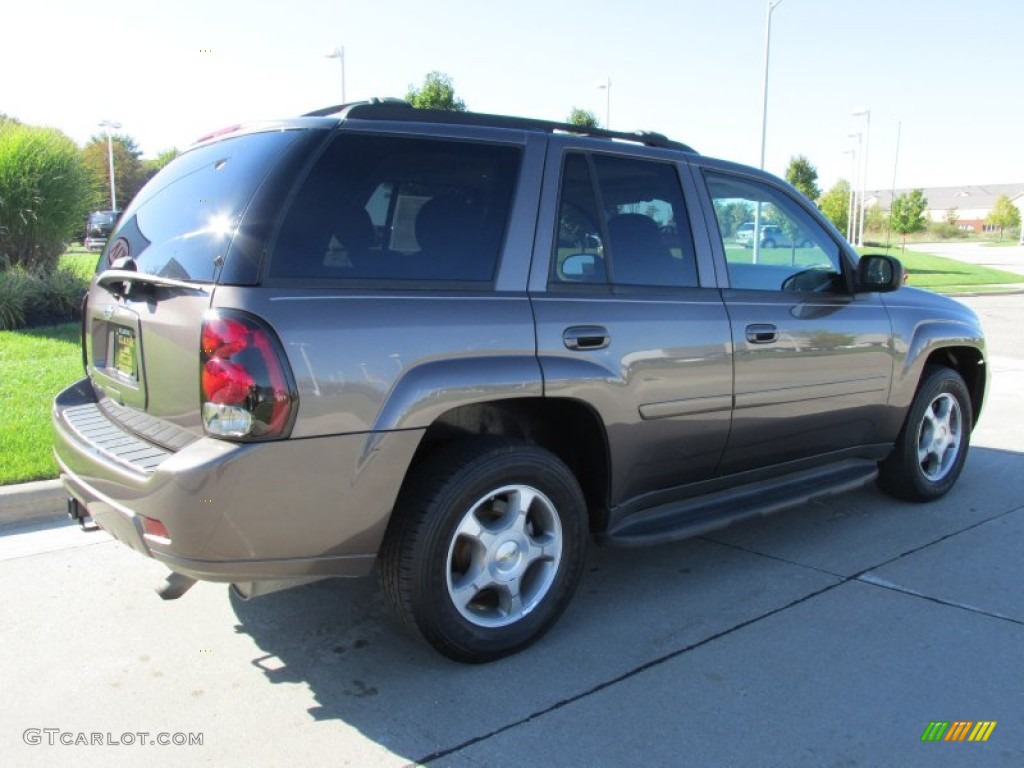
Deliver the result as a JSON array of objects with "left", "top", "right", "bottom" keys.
[
  {"left": 89, "top": 212, "right": 117, "bottom": 226},
  {"left": 271, "top": 134, "right": 521, "bottom": 283},
  {"left": 104, "top": 130, "right": 301, "bottom": 282},
  {"left": 552, "top": 152, "right": 698, "bottom": 289},
  {"left": 705, "top": 171, "right": 844, "bottom": 292}
]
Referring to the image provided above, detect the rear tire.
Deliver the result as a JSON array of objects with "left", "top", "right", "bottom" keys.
[
  {"left": 878, "top": 366, "right": 972, "bottom": 502},
  {"left": 379, "top": 439, "right": 588, "bottom": 663}
]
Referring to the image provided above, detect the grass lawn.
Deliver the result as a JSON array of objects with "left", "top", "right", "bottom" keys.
[
  {"left": 722, "top": 244, "right": 1022, "bottom": 293},
  {"left": 865, "top": 247, "right": 1024, "bottom": 293},
  {"left": 0, "top": 322, "right": 82, "bottom": 484},
  {"left": 59, "top": 246, "right": 101, "bottom": 279}
]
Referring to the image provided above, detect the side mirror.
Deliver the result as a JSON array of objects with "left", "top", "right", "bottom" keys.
[
  {"left": 855, "top": 254, "right": 904, "bottom": 293},
  {"left": 561, "top": 252, "right": 598, "bottom": 280}
]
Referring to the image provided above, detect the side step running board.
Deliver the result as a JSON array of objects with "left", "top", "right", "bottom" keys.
[{"left": 604, "top": 459, "right": 878, "bottom": 548}]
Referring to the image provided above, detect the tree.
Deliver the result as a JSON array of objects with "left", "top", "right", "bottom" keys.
[
  {"left": 818, "top": 179, "right": 851, "bottom": 235},
  {"left": 142, "top": 148, "right": 180, "bottom": 185},
  {"left": 785, "top": 155, "right": 821, "bottom": 203},
  {"left": 865, "top": 203, "right": 886, "bottom": 234},
  {"left": 0, "top": 121, "right": 92, "bottom": 271},
  {"left": 406, "top": 72, "right": 467, "bottom": 112},
  {"left": 890, "top": 189, "right": 928, "bottom": 249},
  {"left": 986, "top": 195, "right": 1021, "bottom": 240},
  {"left": 713, "top": 200, "right": 752, "bottom": 239},
  {"left": 81, "top": 134, "right": 147, "bottom": 211},
  {"left": 567, "top": 108, "right": 600, "bottom": 129}
]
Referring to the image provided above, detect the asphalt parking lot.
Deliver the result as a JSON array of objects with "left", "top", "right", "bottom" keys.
[{"left": 2, "top": 294, "right": 1022, "bottom": 767}]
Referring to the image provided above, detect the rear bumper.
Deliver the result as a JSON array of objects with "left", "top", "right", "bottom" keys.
[{"left": 53, "top": 378, "right": 423, "bottom": 583}]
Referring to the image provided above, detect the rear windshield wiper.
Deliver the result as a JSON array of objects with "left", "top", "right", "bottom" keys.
[{"left": 97, "top": 257, "right": 209, "bottom": 298}]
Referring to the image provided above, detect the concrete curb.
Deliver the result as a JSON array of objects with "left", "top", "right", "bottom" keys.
[{"left": 0, "top": 479, "right": 67, "bottom": 529}]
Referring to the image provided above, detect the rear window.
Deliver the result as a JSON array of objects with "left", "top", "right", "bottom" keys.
[
  {"left": 103, "top": 130, "right": 302, "bottom": 282},
  {"left": 269, "top": 134, "right": 521, "bottom": 283},
  {"left": 89, "top": 212, "right": 117, "bottom": 226}
]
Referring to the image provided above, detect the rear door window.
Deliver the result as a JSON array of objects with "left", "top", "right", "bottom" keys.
[
  {"left": 551, "top": 152, "right": 699, "bottom": 289},
  {"left": 270, "top": 134, "right": 521, "bottom": 283}
]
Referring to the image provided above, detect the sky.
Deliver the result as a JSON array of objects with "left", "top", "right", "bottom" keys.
[{"left": 3, "top": 0, "right": 1022, "bottom": 193}]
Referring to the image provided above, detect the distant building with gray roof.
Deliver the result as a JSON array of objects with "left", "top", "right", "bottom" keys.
[{"left": 864, "top": 184, "right": 1024, "bottom": 233}]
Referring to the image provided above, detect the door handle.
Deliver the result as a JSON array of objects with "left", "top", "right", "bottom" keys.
[
  {"left": 746, "top": 323, "right": 778, "bottom": 344},
  {"left": 563, "top": 325, "right": 610, "bottom": 350}
]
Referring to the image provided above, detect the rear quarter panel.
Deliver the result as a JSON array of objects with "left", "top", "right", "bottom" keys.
[{"left": 209, "top": 287, "right": 542, "bottom": 437}]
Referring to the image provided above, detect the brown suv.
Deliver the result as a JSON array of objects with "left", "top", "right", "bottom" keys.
[{"left": 53, "top": 101, "right": 988, "bottom": 662}]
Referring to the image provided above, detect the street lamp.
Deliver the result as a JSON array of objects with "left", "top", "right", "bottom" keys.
[
  {"left": 596, "top": 77, "right": 611, "bottom": 129},
  {"left": 759, "top": 0, "right": 784, "bottom": 169},
  {"left": 853, "top": 107, "right": 871, "bottom": 247},
  {"left": 843, "top": 148, "right": 857, "bottom": 241},
  {"left": 847, "top": 131, "right": 862, "bottom": 244},
  {"left": 325, "top": 46, "right": 346, "bottom": 103},
  {"left": 98, "top": 119, "right": 121, "bottom": 211}
]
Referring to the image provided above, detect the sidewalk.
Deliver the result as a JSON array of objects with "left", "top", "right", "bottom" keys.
[{"left": 0, "top": 479, "right": 65, "bottom": 528}]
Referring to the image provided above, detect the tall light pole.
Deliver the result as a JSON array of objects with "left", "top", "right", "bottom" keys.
[
  {"left": 325, "top": 46, "right": 346, "bottom": 103},
  {"left": 754, "top": 0, "right": 783, "bottom": 265},
  {"left": 847, "top": 132, "right": 862, "bottom": 245},
  {"left": 759, "top": 0, "right": 784, "bottom": 169},
  {"left": 853, "top": 107, "right": 871, "bottom": 247},
  {"left": 843, "top": 148, "right": 857, "bottom": 241},
  {"left": 596, "top": 77, "right": 611, "bottom": 129},
  {"left": 98, "top": 119, "right": 121, "bottom": 211}
]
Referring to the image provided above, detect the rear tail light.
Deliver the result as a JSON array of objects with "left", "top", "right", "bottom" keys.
[{"left": 200, "top": 310, "right": 297, "bottom": 440}]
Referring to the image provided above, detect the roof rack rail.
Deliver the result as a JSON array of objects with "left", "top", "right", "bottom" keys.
[
  {"left": 302, "top": 97, "right": 408, "bottom": 118},
  {"left": 302, "top": 99, "right": 696, "bottom": 153}
]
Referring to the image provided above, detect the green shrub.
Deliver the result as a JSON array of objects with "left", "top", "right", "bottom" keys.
[
  {"left": 0, "top": 122, "right": 93, "bottom": 272},
  {"left": 928, "top": 221, "right": 967, "bottom": 240},
  {"left": 0, "top": 265, "right": 87, "bottom": 330},
  {"left": 41, "top": 268, "right": 88, "bottom": 321},
  {"left": 0, "top": 267, "right": 41, "bottom": 330}
]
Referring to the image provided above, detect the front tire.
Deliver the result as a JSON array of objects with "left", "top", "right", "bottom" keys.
[
  {"left": 878, "top": 366, "right": 972, "bottom": 502},
  {"left": 379, "top": 439, "right": 588, "bottom": 663}
]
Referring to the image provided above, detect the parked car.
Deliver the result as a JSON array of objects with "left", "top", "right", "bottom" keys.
[
  {"left": 734, "top": 221, "right": 756, "bottom": 244},
  {"left": 54, "top": 101, "right": 988, "bottom": 663},
  {"left": 736, "top": 222, "right": 813, "bottom": 249},
  {"left": 84, "top": 210, "right": 121, "bottom": 252}
]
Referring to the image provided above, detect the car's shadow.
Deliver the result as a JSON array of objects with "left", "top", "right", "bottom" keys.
[{"left": 228, "top": 445, "right": 1023, "bottom": 765}]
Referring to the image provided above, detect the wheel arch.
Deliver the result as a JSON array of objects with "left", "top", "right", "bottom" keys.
[
  {"left": 922, "top": 345, "right": 987, "bottom": 428},
  {"left": 406, "top": 397, "right": 612, "bottom": 533}
]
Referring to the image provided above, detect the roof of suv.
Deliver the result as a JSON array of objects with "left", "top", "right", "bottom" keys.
[
  {"left": 189, "top": 99, "right": 699, "bottom": 156},
  {"left": 305, "top": 99, "right": 698, "bottom": 154}
]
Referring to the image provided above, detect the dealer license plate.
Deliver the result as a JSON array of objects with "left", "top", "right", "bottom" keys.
[{"left": 113, "top": 327, "right": 137, "bottom": 379}]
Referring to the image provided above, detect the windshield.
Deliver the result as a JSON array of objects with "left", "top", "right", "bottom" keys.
[{"left": 101, "top": 130, "right": 301, "bottom": 282}]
